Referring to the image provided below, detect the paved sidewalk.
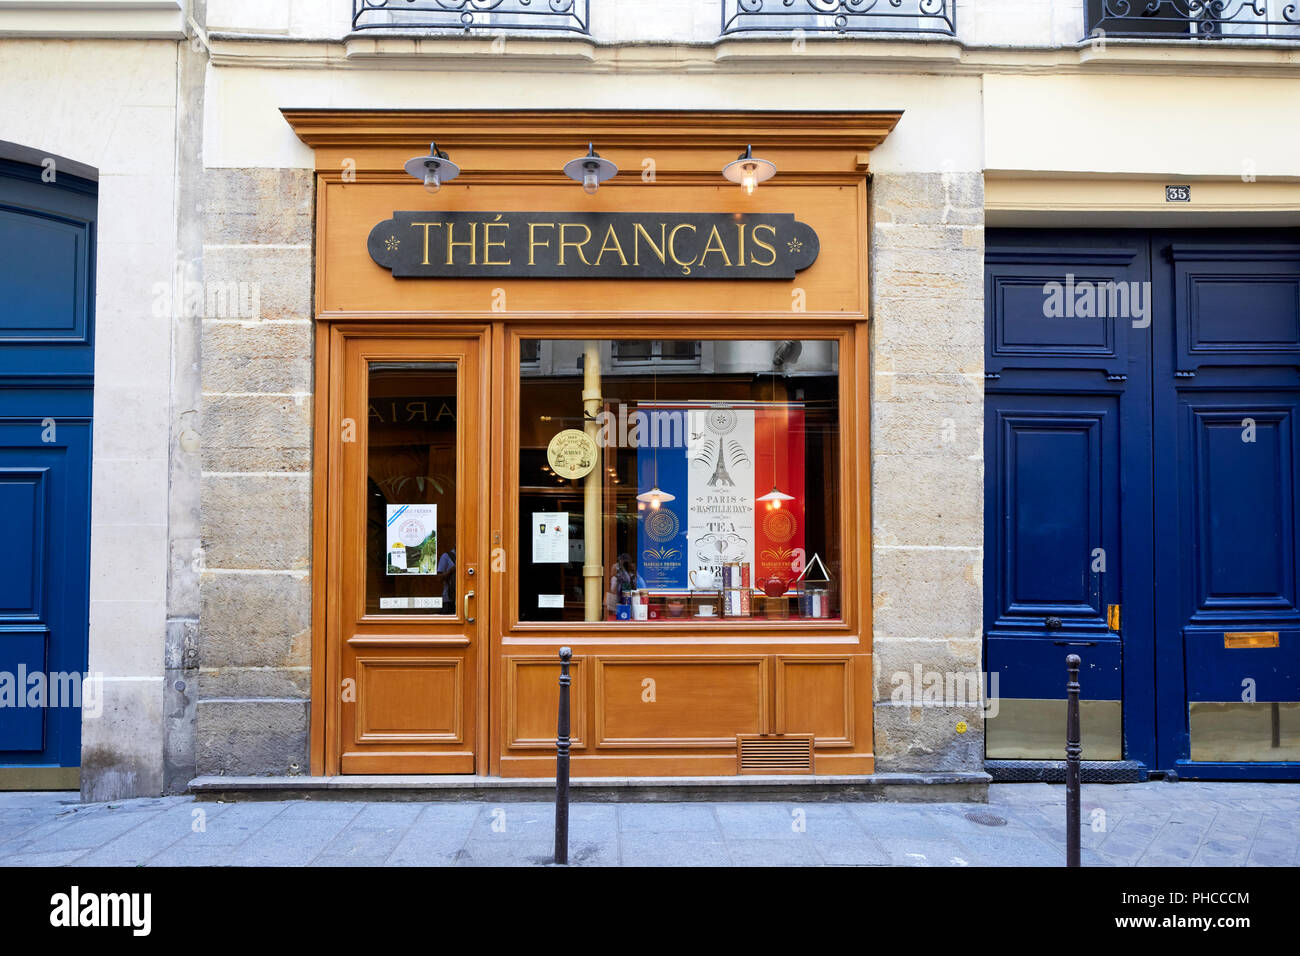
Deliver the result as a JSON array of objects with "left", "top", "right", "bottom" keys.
[{"left": 0, "top": 782, "right": 1297, "bottom": 866}]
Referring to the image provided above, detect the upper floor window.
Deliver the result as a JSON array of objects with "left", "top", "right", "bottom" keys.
[
  {"left": 1085, "top": 0, "right": 1300, "bottom": 40},
  {"left": 720, "top": 0, "right": 956, "bottom": 37},
  {"left": 613, "top": 340, "right": 703, "bottom": 367},
  {"left": 353, "top": 0, "right": 590, "bottom": 35}
]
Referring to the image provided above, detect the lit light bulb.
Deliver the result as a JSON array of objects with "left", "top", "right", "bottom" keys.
[
  {"left": 649, "top": 497, "right": 661, "bottom": 509},
  {"left": 582, "top": 166, "right": 599, "bottom": 195},
  {"left": 423, "top": 166, "right": 441, "bottom": 194},
  {"left": 741, "top": 164, "right": 757, "bottom": 195},
  {"left": 771, "top": 498, "right": 782, "bottom": 509}
]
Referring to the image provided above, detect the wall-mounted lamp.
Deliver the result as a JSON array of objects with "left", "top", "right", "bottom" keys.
[
  {"left": 722, "top": 144, "right": 777, "bottom": 195},
  {"left": 404, "top": 142, "right": 460, "bottom": 194},
  {"left": 563, "top": 143, "right": 618, "bottom": 195}
]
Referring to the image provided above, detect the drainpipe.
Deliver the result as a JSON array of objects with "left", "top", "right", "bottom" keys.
[{"left": 582, "top": 341, "right": 603, "bottom": 621}]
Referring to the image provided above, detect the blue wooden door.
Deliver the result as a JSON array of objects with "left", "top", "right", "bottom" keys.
[
  {"left": 986, "top": 228, "right": 1300, "bottom": 778},
  {"left": 1152, "top": 233, "right": 1300, "bottom": 778},
  {"left": 0, "top": 159, "right": 96, "bottom": 771},
  {"left": 984, "top": 232, "right": 1155, "bottom": 771}
]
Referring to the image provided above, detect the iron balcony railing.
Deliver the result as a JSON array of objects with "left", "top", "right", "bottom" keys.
[
  {"left": 721, "top": 0, "right": 956, "bottom": 37},
  {"left": 352, "top": 0, "right": 590, "bottom": 35},
  {"left": 1086, "top": 0, "right": 1300, "bottom": 40}
]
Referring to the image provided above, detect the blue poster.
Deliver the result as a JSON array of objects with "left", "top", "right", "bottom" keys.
[{"left": 636, "top": 408, "right": 689, "bottom": 591}]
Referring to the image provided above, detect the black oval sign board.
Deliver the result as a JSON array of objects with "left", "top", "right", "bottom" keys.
[{"left": 368, "top": 211, "right": 819, "bottom": 279}]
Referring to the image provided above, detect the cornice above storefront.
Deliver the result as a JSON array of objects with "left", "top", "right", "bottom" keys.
[
  {"left": 281, "top": 108, "right": 902, "bottom": 176},
  {"left": 205, "top": 32, "right": 1300, "bottom": 79}
]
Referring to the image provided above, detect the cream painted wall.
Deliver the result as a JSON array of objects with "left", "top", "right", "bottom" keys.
[
  {"left": 962, "top": 0, "right": 1086, "bottom": 47},
  {"left": 202, "top": 65, "right": 984, "bottom": 172},
  {"left": 207, "top": 0, "right": 350, "bottom": 37},
  {"left": 0, "top": 38, "right": 179, "bottom": 798},
  {"left": 984, "top": 72, "right": 1300, "bottom": 179}
]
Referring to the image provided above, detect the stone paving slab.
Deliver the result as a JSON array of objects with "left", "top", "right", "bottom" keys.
[{"left": 0, "top": 782, "right": 1295, "bottom": 866}]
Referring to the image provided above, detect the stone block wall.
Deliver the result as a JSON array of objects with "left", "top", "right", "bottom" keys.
[
  {"left": 869, "top": 170, "right": 986, "bottom": 773},
  {"left": 195, "top": 167, "right": 315, "bottom": 777},
  {"left": 161, "top": 33, "right": 207, "bottom": 796}
]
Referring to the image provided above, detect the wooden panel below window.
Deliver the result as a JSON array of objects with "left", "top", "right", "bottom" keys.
[
  {"left": 594, "top": 657, "right": 768, "bottom": 748},
  {"left": 355, "top": 657, "right": 463, "bottom": 744},
  {"left": 505, "top": 656, "right": 586, "bottom": 749},
  {"left": 776, "top": 656, "right": 854, "bottom": 746}
]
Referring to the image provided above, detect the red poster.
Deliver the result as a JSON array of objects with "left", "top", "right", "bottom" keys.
[{"left": 753, "top": 402, "right": 805, "bottom": 592}]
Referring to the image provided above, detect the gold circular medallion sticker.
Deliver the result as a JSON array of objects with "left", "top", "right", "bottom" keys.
[{"left": 547, "top": 428, "right": 598, "bottom": 480}]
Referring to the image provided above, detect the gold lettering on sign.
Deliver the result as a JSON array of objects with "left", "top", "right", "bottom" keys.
[
  {"left": 483, "top": 215, "right": 511, "bottom": 266},
  {"left": 559, "top": 223, "right": 593, "bottom": 266},
  {"left": 386, "top": 213, "right": 807, "bottom": 276},
  {"left": 633, "top": 222, "right": 667, "bottom": 267},
  {"left": 411, "top": 222, "right": 444, "bottom": 266},
  {"left": 699, "top": 224, "right": 732, "bottom": 268},
  {"left": 667, "top": 223, "right": 698, "bottom": 275},
  {"left": 595, "top": 223, "right": 629, "bottom": 266},
  {"left": 750, "top": 223, "right": 777, "bottom": 267},
  {"left": 528, "top": 222, "right": 555, "bottom": 266},
  {"left": 446, "top": 221, "right": 477, "bottom": 266}
]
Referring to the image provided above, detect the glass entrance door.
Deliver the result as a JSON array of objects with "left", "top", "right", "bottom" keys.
[{"left": 332, "top": 332, "right": 485, "bottom": 773}]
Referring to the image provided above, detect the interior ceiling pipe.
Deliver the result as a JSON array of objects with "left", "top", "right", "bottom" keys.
[{"left": 582, "top": 341, "right": 603, "bottom": 622}]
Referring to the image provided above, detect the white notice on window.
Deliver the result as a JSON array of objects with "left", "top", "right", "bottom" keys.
[
  {"left": 538, "top": 594, "right": 565, "bottom": 609},
  {"left": 386, "top": 504, "right": 438, "bottom": 575},
  {"left": 380, "top": 597, "right": 444, "bottom": 610},
  {"left": 532, "top": 511, "right": 569, "bottom": 564}
]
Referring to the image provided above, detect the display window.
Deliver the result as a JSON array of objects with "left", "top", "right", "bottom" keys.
[{"left": 516, "top": 338, "right": 842, "bottom": 625}]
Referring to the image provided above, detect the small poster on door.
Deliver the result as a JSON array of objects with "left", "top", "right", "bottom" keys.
[
  {"left": 386, "top": 504, "right": 438, "bottom": 575},
  {"left": 532, "top": 511, "right": 569, "bottom": 564}
]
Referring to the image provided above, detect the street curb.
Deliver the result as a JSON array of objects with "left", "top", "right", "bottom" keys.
[{"left": 188, "top": 772, "right": 992, "bottom": 803}]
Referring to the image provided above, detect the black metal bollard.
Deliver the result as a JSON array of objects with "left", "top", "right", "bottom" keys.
[
  {"left": 1065, "top": 653, "right": 1081, "bottom": 868},
  {"left": 554, "top": 646, "right": 572, "bottom": 865}
]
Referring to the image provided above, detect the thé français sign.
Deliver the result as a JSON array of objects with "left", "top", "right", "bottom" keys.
[{"left": 367, "top": 210, "right": 819, "bottom": 279}]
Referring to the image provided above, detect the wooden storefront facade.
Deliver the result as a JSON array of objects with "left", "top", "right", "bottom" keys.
[{"left": 285, "top": 109, "right": 900, "bottom": 777}]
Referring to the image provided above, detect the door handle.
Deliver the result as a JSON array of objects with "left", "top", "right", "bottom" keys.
[{"left": 464, "top": 589, "right": 475, "bottom": 623}]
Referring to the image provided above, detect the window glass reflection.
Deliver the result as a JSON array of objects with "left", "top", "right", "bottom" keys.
[
  {"left": 518, "top": 340, "right": 840, "bottom": 624},
  {"left": 367, "top": 362, "right": 458, "bottom": 615}
]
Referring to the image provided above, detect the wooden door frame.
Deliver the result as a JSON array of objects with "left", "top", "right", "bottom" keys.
[
  {"left": 312, "top": 320, "right": 493, "bottom": 776},
  {"left": 289, "top": 108, "right": 903, "bottom": 777}
]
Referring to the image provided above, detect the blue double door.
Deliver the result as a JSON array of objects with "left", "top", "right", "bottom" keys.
[
  {"left": 985, "top": 229, "right": 1300, "bottom": 778},
  {"left": 0, "top": 159, "right": 96, "bottom": 774}
]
